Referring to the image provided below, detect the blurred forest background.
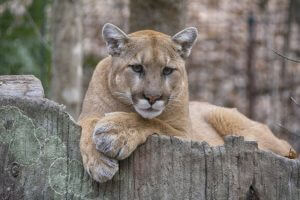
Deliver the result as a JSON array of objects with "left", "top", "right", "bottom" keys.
[{"left": 0, "top": 0, "right": 300, "bottom": 151}]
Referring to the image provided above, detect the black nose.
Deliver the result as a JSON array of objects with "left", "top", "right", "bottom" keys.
[{"left": 143, "top": 93, "right": 162, "bottom": 105}]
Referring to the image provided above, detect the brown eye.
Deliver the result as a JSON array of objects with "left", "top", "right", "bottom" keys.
[
  {"left": 163, "top": 67, "right": 175, "bottom": 76},
  {"left": 129, "top": 64, "right": 144, "bottom": 74}
]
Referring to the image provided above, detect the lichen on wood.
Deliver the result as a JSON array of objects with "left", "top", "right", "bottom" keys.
[{"left": 0, "top": 100, "right": 95, "bottom": 200}]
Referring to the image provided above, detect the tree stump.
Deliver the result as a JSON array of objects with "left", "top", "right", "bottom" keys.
[
  {"left": 0, "top": 75, "right": 44, "bottom": 98},
  {"left": 0, "top": 75, "right": 299, "bottom": 200}
]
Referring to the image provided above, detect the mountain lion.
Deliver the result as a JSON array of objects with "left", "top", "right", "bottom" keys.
[{"left": 78, "top": 23, "right": 296, "bottom": 183}]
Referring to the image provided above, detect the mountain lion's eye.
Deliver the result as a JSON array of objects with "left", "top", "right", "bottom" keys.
[
  {"left": 163, "top": 67, "right": 175, "bottom": 76},
  {"left": 130, "top": 64, "right": 144, "bottom": 74}
]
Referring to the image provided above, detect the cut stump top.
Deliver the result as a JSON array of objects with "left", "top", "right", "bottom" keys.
[{"left": 0, "top": 75, "right": 44, "bottom": 98}]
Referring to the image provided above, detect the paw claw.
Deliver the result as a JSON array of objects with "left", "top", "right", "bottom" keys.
[
  {"left": 86, "top": 168, "right": 91, "bottom": 176},
  {"left": 115, "top": 147, "right": 128, "bottom": 160}
]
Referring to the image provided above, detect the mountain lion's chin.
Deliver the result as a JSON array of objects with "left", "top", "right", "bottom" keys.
[{"left": 134, "top": 106, "right": 163, "bottom": 119}]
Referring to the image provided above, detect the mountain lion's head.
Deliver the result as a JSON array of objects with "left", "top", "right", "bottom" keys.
[{"left": 102, "top": 23, "right": 198, "bottom": 119}]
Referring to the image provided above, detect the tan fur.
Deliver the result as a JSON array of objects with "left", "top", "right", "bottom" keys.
[{"left": 79, "top": 29, "right": 296, "bottom": 183}]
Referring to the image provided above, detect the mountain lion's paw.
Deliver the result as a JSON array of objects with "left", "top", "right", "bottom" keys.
[
  {"left": 93, "top": 119, "right": 139, "bottom": 160},
  {"left": 83, "top": 152, "right": 119, "bottom": 183}
]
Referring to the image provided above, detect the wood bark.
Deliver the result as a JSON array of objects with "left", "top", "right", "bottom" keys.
[
  {"left": 0, "top": 75, "right": 300, "bottom": 200},
  {"left": 129, "top": 0, "right": 187, "bottom": 34},
  {"left": 51, "top": 0, "right": 83, "bottom": 119}
]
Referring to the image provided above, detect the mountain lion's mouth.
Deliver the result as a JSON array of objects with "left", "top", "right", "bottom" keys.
[
  {"left": 141, "top": 107, "right": 157, "bottom": 112},
  {"left": 132, "top": 98, "right": 165, "bottom": 119},
  {"left": 133, "top": 105, "right": 163, "bottom": 119}
]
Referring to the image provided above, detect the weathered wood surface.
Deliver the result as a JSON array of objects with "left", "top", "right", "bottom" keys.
[
  {"left": 0, "top": 76, "right": 300, "bottom": 200},
  {"left": 0, "top": 75, "right": 44, "bottom": 98}
]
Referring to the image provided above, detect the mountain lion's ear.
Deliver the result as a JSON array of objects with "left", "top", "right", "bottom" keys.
[
  {"left": 102, "top": 23, "right": 129, "bottom": 56},
  {"left": 172, "top": 27, "right": 198, "bottom": 59}
]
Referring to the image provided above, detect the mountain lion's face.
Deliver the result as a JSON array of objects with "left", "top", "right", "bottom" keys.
[{"left": 103, "top": 24, "right": 197, "bottom": 119}]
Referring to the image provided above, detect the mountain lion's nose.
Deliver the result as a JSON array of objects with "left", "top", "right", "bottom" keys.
[{"left": 143, "top": 94, "right": 162, "bottom": 105}]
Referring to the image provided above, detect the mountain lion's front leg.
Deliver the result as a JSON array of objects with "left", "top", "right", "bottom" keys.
[
  {"left": 93, "top": 112, "right": 184, "bottom": 160},
  {"left": 79, "top": 117, "right": 119, "bottom": 183},
  {"left": 80, "top": 112, "right": 183, "bottom": 182}
]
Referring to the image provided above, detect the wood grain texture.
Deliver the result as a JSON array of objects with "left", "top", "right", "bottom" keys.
[
  {"left": 0, "top": 96, "right": 299, "bottom": 200},
  {"left": 0, "top": 75, "right": 44, "bottom": 98}
]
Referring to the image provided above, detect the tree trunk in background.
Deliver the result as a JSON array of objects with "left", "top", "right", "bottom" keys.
[
  {"left": 51, "top": 0, "right": 83, "bottom": 119},
  {"left": 129, "top": 0, "right": 187, "bottom": 34},
  {"left": 246, "top": 12, "right": 256, "bottom": 119},
  {"left": 279, "top": 0, "right": 293, "bottom": 126}
]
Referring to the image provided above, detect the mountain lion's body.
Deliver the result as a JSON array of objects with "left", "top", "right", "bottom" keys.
[{"left": 79, "top": 24, "right": 296, "bottom": 183}]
